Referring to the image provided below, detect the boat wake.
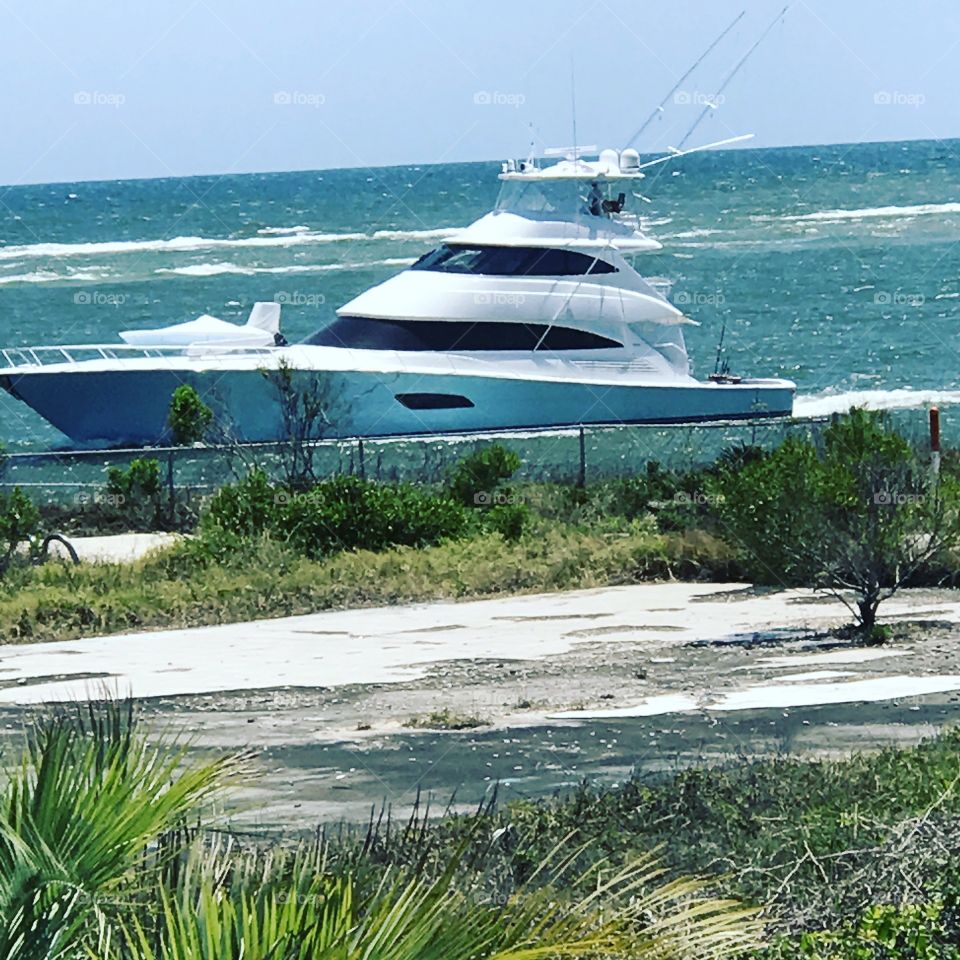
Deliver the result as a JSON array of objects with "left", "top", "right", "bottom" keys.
[{"left": 795, "top": 387, "right": 960, "bottom": 418}]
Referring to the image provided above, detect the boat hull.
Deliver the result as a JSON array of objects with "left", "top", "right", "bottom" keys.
[{"left": 0, "top": 360, "right": 795, "bottom": 447}]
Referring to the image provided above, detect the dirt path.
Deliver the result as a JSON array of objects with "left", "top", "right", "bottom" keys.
[{"left": 2, "top": 581, "right": 959, "bottom": 828}]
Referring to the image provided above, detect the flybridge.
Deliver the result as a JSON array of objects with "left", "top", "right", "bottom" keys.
[
  {"left": 499, "top": 134, "right": 755, "bottom": 182},
  {"left": 500, "top": 147, "right": 645, "bottom": 181}
]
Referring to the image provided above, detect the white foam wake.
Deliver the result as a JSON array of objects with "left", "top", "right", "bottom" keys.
[{"left": 795, "top": 388, "right": 960, "bottom": 418}]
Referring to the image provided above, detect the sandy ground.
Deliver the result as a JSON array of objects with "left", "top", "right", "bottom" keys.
[
  {"left": 45, "top": 532, "right": 180, "bottom": 564},
  {"left": 2, "top": 581, "right": 960, "bottom": 828}
]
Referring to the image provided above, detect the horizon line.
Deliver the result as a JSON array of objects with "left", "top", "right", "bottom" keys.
[{"left": 1, "top": 133, "right": 957, "bottom": 192}]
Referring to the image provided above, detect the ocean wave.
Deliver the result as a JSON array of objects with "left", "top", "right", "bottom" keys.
[
  {"left": 0, "top": 270, "right": 105, "bottom": 285},
  {"left": 0, "top": 231, "right": 370, "bottom": 262},
  {"left": 667, "top": 228, "right": 722, "bottom": 239},
  {"left": 255, "top": 225, "right": 311, "bottom": 235},
  {"left": 155, "top": 263, "right": 255, "bottom": 277},
  {"left": 757, "top": 201, "right": 960, "bottom": 225},
  {"left": 370, "top": 227, "right": 459, "bottom": 240},
  {"left": 795, "top": 388, "right": 960, "bottom": 418},
  {"left": 0, "top": 227, "right": 456, "bottom": 262},
  {"left": 154, "top": 257, "right": 417, "bottom": 278}
]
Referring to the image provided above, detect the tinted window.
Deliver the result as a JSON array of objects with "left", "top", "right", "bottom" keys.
[
  {"left": 303, "top": 317, "right": 622, "bottom": 351},
  {"left": 410, "top": 244, "right": 616, "bottom": 276}
]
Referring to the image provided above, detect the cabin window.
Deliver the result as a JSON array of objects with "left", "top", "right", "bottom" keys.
[
  {"left": 303, "top": 317, "right": 622, "bottom": 351},
  {"left": 410, "top": 244, "right": 617, "bottom": 277}
]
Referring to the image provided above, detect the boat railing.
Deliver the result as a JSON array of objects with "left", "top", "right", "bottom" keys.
[{"left": 0, "top": 343, "right": 277, "bottom": 369}]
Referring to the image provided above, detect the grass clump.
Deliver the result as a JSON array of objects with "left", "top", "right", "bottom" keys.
[{"left": 405, "top": 707, "right": 490, "bottom": 730}]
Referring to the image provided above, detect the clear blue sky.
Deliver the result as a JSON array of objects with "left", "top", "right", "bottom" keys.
[{"left": 1, "top": 0, "right": 957, "bottom": 185}]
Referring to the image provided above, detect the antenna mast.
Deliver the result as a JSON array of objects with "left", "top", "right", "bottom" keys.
[{"left": 570, "top": 55, "right": 579, "bottom": 163}]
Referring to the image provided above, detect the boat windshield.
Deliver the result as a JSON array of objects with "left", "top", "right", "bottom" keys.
[
  {"left": 495, "top": 179, "right": 631, "bottom": 221},
  {"left": 410, "top": 244, "right": 617, "bottom": 276}
]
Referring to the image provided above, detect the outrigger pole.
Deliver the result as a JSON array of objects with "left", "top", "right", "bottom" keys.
[
  {"left": 623, "top": 10, "right": 746, "bottom": 151},
  {"left": 677, "top": 5, "right": 789, "bottom": 149}
]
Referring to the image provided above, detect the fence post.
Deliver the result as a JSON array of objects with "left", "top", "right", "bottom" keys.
[
  {"left": 358, "top": 438, "right": 365, "bottom": 480},
  {"left": 577, "top": 425, "right": 586, "bottom": 488},
  {"left": 930, "top": 406, "right": 941, "bottom": 480},
  {"left": 166, "top": 449, "right": 175, "bottom": 521}
]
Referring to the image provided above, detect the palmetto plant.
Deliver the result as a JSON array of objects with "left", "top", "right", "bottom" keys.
[
  {"left": 0, "top": 701, "right": 764, "bottom": 959},
  {"left": 0, "top": 701, "right": 244, "bottom": 960},
  {"left": 120, "top": 843, "right": 762, "bottom": 960}
]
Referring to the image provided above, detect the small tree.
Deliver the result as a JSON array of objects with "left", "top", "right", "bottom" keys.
[
  {"left": 710, "top": 409, "right": 960, "bottom": 638},
  {"left": 446, "top": 443, "right": 522, "bottom": 506},
  {"left": 0, "top": 487, "right": 40, "bottom": 575},
  {"left": 105, "top": 458, "right": 165, "bottom": 531},
  {"left": 262, "top": 361, "right": 334, "bottom": 491},
  {"left": 167, "top": 384, "right": 214, "bottom": 446}
]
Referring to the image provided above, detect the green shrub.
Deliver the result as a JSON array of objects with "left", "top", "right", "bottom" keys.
[
  {"left": 0, "top": 486, "right": 40, "bottom": 574},
  {"left": 200, "top": 471, "right": 472, "bottom": 560},
  {"left": 167, "top": 383, "right": 213, "bottom": 445},
  {"left": 708, "top": 409, "right": 960, "bottom": 631},
  {"left": 446, "top": 443, "right": 521, "bottom": 506},
  {"left": 766, "top": 902, "right": 957, "bottom": 960},
  {"left": 277, "top": 476, "right": 472, "bottom": 557},
  {"left": 480, "top": 501, "right": 530, "bottom": 541},
  {"left": 104, "top": 458, "right": 165, "bottom": 531}
]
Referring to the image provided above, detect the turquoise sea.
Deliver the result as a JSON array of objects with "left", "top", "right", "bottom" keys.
[{"left": 1, "top": 137, "right": 959, "bottom": 452}]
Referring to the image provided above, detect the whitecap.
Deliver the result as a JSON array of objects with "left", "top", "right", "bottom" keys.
[
  {"left": 0, "top": 231, "right": 370, "bottom": 262},
  {"left": 755, "top": 201, "right": 960, "bottom": 225}
]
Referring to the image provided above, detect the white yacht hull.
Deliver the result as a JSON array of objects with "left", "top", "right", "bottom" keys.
[{"left": 0, "top": 348, "right": 795, "bottom": 447}]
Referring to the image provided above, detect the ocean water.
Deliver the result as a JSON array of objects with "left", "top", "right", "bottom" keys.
[{"left": 1, "top": 138, "right": 959, "bottom": 452}]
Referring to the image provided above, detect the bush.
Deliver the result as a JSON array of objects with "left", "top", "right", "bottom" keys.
[
  {"left": 167, "top": 384, "right": 213, "bottom": 445},
  {"left": 277, "top": 476, "right": 472, "bottom": 557},
  {"left": 709, "top": 409, "right": 960, "bottom": 631},
  {"left": 0, "top": 486, "right": 40, "bottom": 574},
  {"left": 446, "top": 444, "right": 522, "bottom": 507},
  {"left": 480, "top": 501, "right": 530, "bottom": 541},
  {"left": 767, "top": 902, "right": 957, "bottom": 959},
  {"left": 200, "top": 471, "right": 473, "bottom": 560},
  {"left": 105, "top": 458, "right": 165, "bottom": 531}
]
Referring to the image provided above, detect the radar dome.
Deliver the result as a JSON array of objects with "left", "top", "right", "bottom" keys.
[
  {"left": 619, "top": 148, "right": 641, "bottom": 173},
  {"left": 598, "top": 148, "right": 620, "bottom": 174}
]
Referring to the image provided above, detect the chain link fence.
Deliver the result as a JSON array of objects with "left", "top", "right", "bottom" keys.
[{"left": 0, "top": 415, "right": 851, "bottom": 506}]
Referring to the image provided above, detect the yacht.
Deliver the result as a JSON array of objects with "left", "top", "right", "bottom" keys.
[{"left": 0, "top": 147, "right": 795, "bottom": 447}]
